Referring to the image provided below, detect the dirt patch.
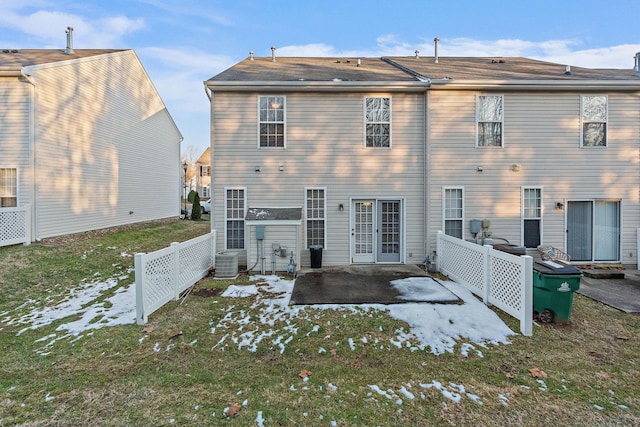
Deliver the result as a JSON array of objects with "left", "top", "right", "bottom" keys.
[{"left": 191, "top": 288, "right": 222, "bottom": 298}]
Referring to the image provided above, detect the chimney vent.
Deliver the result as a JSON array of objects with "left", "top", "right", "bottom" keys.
[
  {"left": 634, "top": 52, "right": 640, "bottom": 73},
  {"left": 65, "top": 26, "right": 74, "bottom": 54},
  {"left": 434, "top": 37, "right": 439, "bottom": 63},
  {"left": 414, "top": 50, "right": 420, "bottom": 59},
  {"left": 271, "top": 46, "right": 276, "bottom": 62},
  {"left": 564, "top": 65, "right": 572, "bottom": 75},
  {"left": 249, "top": 51, "right": 254, "bottom": 60},
  {"left": 357, "top": 58, "right": 361, "bottom": 66}
]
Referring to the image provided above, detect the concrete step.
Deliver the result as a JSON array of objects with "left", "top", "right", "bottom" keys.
[{"left": 580, "top": 269, "right": 626, "bottom": 279}]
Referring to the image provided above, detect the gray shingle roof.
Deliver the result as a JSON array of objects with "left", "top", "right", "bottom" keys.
[{"left": 0, "top": 49, "right": 127, "bottom": 67}]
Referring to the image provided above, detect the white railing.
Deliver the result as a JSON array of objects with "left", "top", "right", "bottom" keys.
[
  {"left": 436, "top": 230, "right": 533, "bottom": 336},
  {"left": 135, "top": 230, "right": 217, "bottom": 324},
  {"left": 0, "top": 205, "right": 31, "bottom": 248}
]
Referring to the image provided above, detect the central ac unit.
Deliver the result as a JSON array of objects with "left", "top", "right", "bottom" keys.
[{"left": 215, "top": 251, "right": 238, "bottom": 278}]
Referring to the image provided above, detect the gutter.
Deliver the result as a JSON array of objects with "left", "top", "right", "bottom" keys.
[
  {"left": 428, "top": 79, "right": 640, "bottom": 91},
  {"left": 205, "top": 80, "right": 428, "bottom": 93}
]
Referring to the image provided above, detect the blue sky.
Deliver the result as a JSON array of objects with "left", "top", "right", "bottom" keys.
[{"left": 1, "top": 0, "right": 639, "bottom": 157}]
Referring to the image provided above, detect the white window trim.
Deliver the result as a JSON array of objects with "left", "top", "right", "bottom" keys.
[
  {"left": 0, "top": 166, "right": 19, "bottom": 207},
  {"left": 224, "top": 186, "right": 247, "bottom": 250},
  {"left": 475, "top": 94, "right": 504, "bottom": 148},
  {"left": 580, "top": 94, "right": 608, "bottom": 148},
  {"left": 442, "top": 186, "right": 464, "bottom": 239},
  {"left": 363, "top": 96, "right": 392, "bottom": 149},
  {"left": 521, "top": 186, "right": 543, "bottom": 248},
  {"left": 257, "top": 95, "right": 286, "bottom": 149},
  {"left": 304, "top": 187, "right": 327, "bottom": 250}
]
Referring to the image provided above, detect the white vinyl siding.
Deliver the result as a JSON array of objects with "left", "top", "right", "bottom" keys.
[
  {"left": 305, "top": 187, "right": 326, "bottom": 248},
  {"left": 443, "top": 187, "right": 463, "bottom": 239},
  {"left": 364, "top": 97, "right": 391, "bottom": 148},
  {"left": 210, "top": 92, "right": 425, "bottom": 266},
  {"left": 258, "top": 96, "right": 285, "bottom": 148},
  {"left": 29, "top": 50, "right": 181, "bottom": 239},
  {"left": 476, "top": 95, "right": 503, "bottom": 147},
  {"left": 522, "top": 187, "right": 542, "bottom": 248},
  {"left": 225, "top": 187, "right": 246, "bottom": 249},
  {"left": 581, "top": 95, "right": 608, "bottom": 147}
]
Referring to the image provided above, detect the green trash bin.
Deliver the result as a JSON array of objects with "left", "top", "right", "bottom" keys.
[{"left": 533, "top": 261, "right": 582, "bottom": 323}]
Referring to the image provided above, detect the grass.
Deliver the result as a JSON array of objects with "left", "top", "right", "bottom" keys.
[{"left": 1, "top": 219, "right": 639, "bottom": 426}]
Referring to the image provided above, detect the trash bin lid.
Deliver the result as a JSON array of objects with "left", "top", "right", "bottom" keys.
[
  {"left": 534, "top": 260, "right": 581, "bottom": 275},
  {"left": 309, "top": 245, "right": 323, "bottom": 250}
]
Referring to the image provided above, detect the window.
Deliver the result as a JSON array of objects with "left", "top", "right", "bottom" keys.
[
  {"left": 259, "top": 96, "right": 285, "bottom": 147},
  {"left": 202, "top": 186, "right": 209, "bottom": 198},
  {"left": 306, "top": 188, "right": 326, "bottom": 248},
  {"left": 581, "top": 95, "right": 607, "bottom": 147},
  {"left": 365, "top": 97, "right": 391, "bottom": 147},
  {"left": 0, "top": 168, "right": 17, "bottom": 207},
  {"left": 522, "top": 187, "right": 542, "bottom": 248},
  {"left": 443, "top": 187, "right": 463, "bottom": 239},
  {"left": 476, "top": 95, "right": 503, "bottom": 147},
  {"left": 200, "top": 165, "right": 210, "bottom": 177},
  {"left": 225, "top": 188, "right": 245, "bottom": 249}
]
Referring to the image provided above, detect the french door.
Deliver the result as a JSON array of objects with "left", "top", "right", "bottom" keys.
[
  {"left": 351, "top": 199, "right": 402, "bottom": 263},
  {"left": 567, "top": 200, "right": 620, "bottom": 262}
]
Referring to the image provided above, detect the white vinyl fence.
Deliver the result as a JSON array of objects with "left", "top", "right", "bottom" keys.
[
  {"left": 135, "top": 230, "right": 217, "bottom": 324},
  {"left": 0, "top": 205, "right": 31, "bottom": 248},
  {"left": 436, "top": 230, "right": 533, "bottom": 336}
]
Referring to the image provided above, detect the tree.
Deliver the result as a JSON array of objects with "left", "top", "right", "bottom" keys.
[
  {"left": 191, "top": 192, "right": 202, "bottom": 220},
  {"left": 188, "top": 190, "right": 197, "bottom": 203}
]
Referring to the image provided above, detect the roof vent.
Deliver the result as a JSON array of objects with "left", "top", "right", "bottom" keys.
[
  {"left": 271, "top": 46, "right": 276, "bottom": 62},
  {"left": 357, "top": 58, "right": 361, "bottom": 67},
  {"left": 491, "top": 59, "right": 505, "bottom": 64},
  {"left": 65, "top": 26, "right": 74, "bottom": 54},
  {"left": 634, "top": 52, "right": 640, "bottom": 73},
  {"left": 564, "top": 65, "right": 572, "bottom": 75},
  {"left": 249, "top": 51, "right": 254, "bottom": 60},
  {"left": 414, "top": 50, "right": 420, "bottom": 59},
  {"left": 433, "top": 37, "right": 439, "bottom": 63}
]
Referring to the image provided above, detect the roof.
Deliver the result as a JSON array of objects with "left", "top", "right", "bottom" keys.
[
  {"left": 206, "top": 55, "right": 640, "bottom": 90},
  {"left": 245, "top": 207, "right": 302, "bottom": 222},
  {"left": 196, "top": 147, "right": 210, "bottom": 164},
  {"left": 0, "top": 49, "right": 127, "bottom": 68}
]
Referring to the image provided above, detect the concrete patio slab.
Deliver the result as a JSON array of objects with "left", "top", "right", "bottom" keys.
[
  {"left": 290, "top": 264, "right": 462, "bottom": 305},
  {"left": 578, "top": 269, "right": 640, "bottom": 314}
]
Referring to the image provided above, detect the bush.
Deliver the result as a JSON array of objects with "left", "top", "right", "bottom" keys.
[
  {"left": 187, "top": 190, "right": 197, "bottom": 203},
  {"left": 191, "top": 192, "right": 202, "bottom": 220}
]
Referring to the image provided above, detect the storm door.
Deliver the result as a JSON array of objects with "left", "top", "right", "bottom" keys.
[{"left": 351, "top": 199, "right": 403, "bottom": 263}]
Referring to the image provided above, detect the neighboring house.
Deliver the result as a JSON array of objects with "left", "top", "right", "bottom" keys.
[
  {"left": 195, "top": 147, "right": 211, "bottom": 199},
  {"left": 204, "top": 51, "right": 640, "bottom": 270},
  {"left": 0, "top": 38, "right": 182, "bottom": 243}
]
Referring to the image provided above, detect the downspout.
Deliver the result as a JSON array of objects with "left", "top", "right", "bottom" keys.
[
  {"left": 423, "top": 88, "right": 430, "bottom": 264},
  {"left": 21, "top": 68, "right": 38, "bottom": 241}
]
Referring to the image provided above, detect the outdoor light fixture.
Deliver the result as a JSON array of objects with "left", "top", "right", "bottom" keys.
[
  {"left": 476, "top": 166, "right": 484, "bottom": 172},
  {"left": 556, "top": 202, "right": 565, "bottom": 210},
  {"left": 182, "top": 160, "right": 188, "bottom": 219},
  {"left": 339, "top": 203, "right": 344, "bottom": 211}
]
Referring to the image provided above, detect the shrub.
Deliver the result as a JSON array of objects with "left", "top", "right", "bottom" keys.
[
  {"left": 187, "top": 190, "right": 197, "bottom": 203},
  {"left": 191, "top": 192, "right": 202, "bottom": 220}
]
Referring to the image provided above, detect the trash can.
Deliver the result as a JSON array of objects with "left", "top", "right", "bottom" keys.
[
  {"left": 309, "top": 245, "right": 323, "bottom": 268},
  {"left": 533, "top": 260, "right": 582, "bottom": 323},
  {"left": 493, "top": 244, "right": 527, "bottom": 256}
]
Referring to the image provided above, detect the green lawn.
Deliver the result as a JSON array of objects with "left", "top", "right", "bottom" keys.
[{"left": 0, "top": 219, "right": 638, "bottom": 426}]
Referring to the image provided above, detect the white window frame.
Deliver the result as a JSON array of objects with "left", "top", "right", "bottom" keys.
[
  {"left": 224, "top": 187, "right": 246, "bottom": 250},
  {"left": 305, "top": 187, "right": 327, "bottom": 249},
  {"left": 443, "top": 187, "right": 464, "bottom": 239},
  {"left": 475, "top": 94, "right": 504, "bottom": 148},
  {"left": 580, "top": 94, "right": 608, "bottom": 148},
  {"left": 364, "top": 96, "right": 392, "bottom": 148},
  {"left": 258, "top": 95, "right": 286, "bottom": 148},
  {"left": 522, "top": 187, "right": 543, "bottom": 248},
  {"left": 0, "top": 167, "right": 18, "bottom": 208}
]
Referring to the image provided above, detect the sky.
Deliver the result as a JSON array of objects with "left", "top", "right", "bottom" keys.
[{"left": 1, "top": 0, "right": 639, "bottom": 157}]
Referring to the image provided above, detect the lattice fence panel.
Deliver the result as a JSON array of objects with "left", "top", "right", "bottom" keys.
[
  {"left": 0, "top": 208, "right": 28, "bottom": 246},
  {"left": 489, "top": 255, "right": 524, "bottom": 316},
  {"left": 142, "top": 252, "right": 175, "bottom": 314},
  {"left": 177, "top": 237, "right": 213, "bottom": 293},
  {"left": 439, "top": 237, "right": 487, "bottom": 295}
]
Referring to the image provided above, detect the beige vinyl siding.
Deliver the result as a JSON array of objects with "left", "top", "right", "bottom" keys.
[
  {"left": 211, "top": 91, "right": 425, "bottom": 267},
  {"left": 246, "top": 224, "right": 300, "bottom": 272},
  {"left": 29, "top": 51, "right": 181, "bottom": 239},
  {"left": 428, "top": 90, "right": 640, "bottom": 264},
  {"left": 0, "top": 80, "right": 32, "bottom": 206}
]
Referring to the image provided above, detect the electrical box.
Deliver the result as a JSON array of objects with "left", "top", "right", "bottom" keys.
[
  {"left": 481, "top": 219, "right": 491, "bottom": 229},
  {"left": 470, "top": 220, "right": 481, "bottom": 235},
  {"left": 272, "top": 242, "right": 280, "bottom": 252},
  {"left": 256, "top": 225, "right": 265, "bottom": 240},
  {"left": 280, "top": 247, "right": 288, "bottom": 257}
]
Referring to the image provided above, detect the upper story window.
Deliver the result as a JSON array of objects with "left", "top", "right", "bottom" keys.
[
  {"left": 200, "top": 165, "right": 210, "bottom": 177},
  {"left": 0, "top": 168, "right": 17, "bottom": 207},
  {"left": 365, "top": 97, "right": 391, "bottom": 148},
  {"left": 581, "top": 95, "right": 607, "bottom": 147},
  {"left": 259, "top": 96, "right": 285, "bottom": 148},
  {"left": 476, "top": 95, "right": 503, "bottom": 147}
]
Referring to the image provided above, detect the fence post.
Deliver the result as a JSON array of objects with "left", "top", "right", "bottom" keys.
[
  {"left": 24, "top": 204, "right": 32, "bottom": 245},
  {"left": 436, "top": 231, "right": 442, "bottom": 271},
  {"left": 211, "top": 230, "right": 217, "bottom": 268},
  {"left": 521, "top": 255, "right": 533, "bottom": 336},
  {"left": 135, "top": 252, "right": 146, "bottom": 325},
  {"left": 171, "top": 242, "right": 180, "bottom": 301},
  {"left": 482, "top": 245, "right": 492, "bottom": 304}
]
